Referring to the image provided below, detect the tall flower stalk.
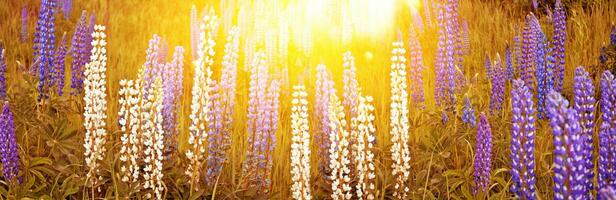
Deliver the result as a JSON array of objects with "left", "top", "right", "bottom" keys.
[
  {"left": 162, "top": 47, "right": 184, "bottom": 158},
  {"left": 462, "top": 95, "right": 476, "bottom": 127},
  {"left": 521, "top": 14, "right": 538, "bottom": 92},
  {"left": 409, "top": 28, "right": 425, "bottom": 108},
  {"left": 390, "top": 39, "right": 411, "bottom": 199},
  {"left": 290, "top": 85, "right": 311, "bottom": 200},
  {"left": 83, "top": 25, "right": 108, "bottom": 187},
  {"left": 328, "top": 94, "right": 352, "bottom": 200},
  {"left": 315, "top": 64, "right": 335, "bottom": 173},
  {"left": 53, "top": 34, "right": 67, "bottom": 96},
  {"left": 599, "top": 71, "right": 616, "bottom": 191},
  {"left": 573, "top": 66, "right": 595, "bottom": 195},
  {"left": 21, "top": 7, "right": 27, "bottom": 43},
  {"left": 510, "top": 79, "right": 537, "bottom": 199},
  {"left": 343, "top": 51, "right": 359, "bottom": 121},
  {"left": 0, "top": 102, "right": 20, "bottom": 183},
  {"left": 0, "top": 48, "right": 6, "bottom": 99},
  {"left": 71, "top": 11, "right": 88, "bottom": 95},
  {"left": 118, "top": 79, "right": 143, "bottom": 187},
  {"left": 141, "top": 78, "right": 165, "bottom": 199},
  {"left": 34, "top": 0, "right": 57, "bottom": 100},
  {"left": 353, "top": 96, "right": 377, "bottom": 200},
  {"left": 547, "top": 91, "right": 589, "bottom": 199},
  {"left": 552, "top": 0, "right": 566, "bottom": 92},
  {"left": 489, "top": 54, "right": 505, "bottom": 115},
  {"left": 474, "top": 113, "right": 492, "bottom": 194}
]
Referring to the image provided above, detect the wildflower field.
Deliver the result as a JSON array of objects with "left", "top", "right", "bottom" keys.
[{"left": 1, "top": 0, "right": 616, "bottom": 199}]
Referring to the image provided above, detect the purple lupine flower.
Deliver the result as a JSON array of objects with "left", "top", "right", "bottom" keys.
[
  {"left": 573, "top": 66, "right": 595, "bottom": 196},
  {"left": 434, "top": 2, "right": 447, "bottom": 108},
  {"left": 553, "top": 0, "right": 566, "bottom": 92},
  {"left": 532, "top": 0, "right": 538, "bottom": 10},
  {"left": 62, "top": 0, "right": 71, "bottom": 20},
  {"left": 159, "top": 39, "right": 168, "bottom": 63},
  {"left": 461, "top": 19, "right": 470, "bottom": 54},
  {"left": 35, "top": 0, "right": 57, "bottom": 101},
  {"left": 190, "top": 5, "right": 199, "bottom": 61},
  {"left": 521, "top": 14, "right": 538, "bottom": 92},
  {"left": 408, "top": 28, "right": 425, "bottom": 108},
  {"left": 0, "top": 102, "right": 20, "bottom": 183},
  {"left": 0, "top": 48, "right": 6, "bottom": 98},
  {"left": 206, "top": 81, "right": 224, "bottom": 183},
  {"left": 600, "top": 187, "right": 616, "bottom": 200},
  {"left": 611, "top": 26, "right": 616, "bottom": 46},
  {"left": 53, "top": 34, "right": 67, "bottom": 96},
  {"left": 513, "top": 34, "right": 522, "bottom": 79},
  {"left": 343, "top": 51, "right": 359, "bottom": 119},
  {"left": 600, "top": 47, "right": 609, "bottom": 65},
  {"left": 162, "top": 47, "right": 184, "bottom": 158},
  {"left": 505, "top": 44, "right": 514, "bottom": 81},
  {"left": 510, "top": 79, "right": 537, "bottom": 200},
  {"left": 535, "top": 27, "right": 549, "bottom": 119},
  {"left": 85, "top": 14, "right": 95, "bottom": 59},
  {"left": 262, "top": 79, "right": 280, "bottom": 187},
  {"left": 547, "top": 91, "right": 590, "bottom": 199},
  {"left": 490, "top": 55, "right": 505, "bottom": 115},
  {"left": 484, "top": 55, "right": 492, "bottom": 80},
  {"left": 462, "top": 95, "right": 476, "bottom": 127},
  {"left": 599, "top": 70, "right": 616, "bottom": 191},
  {"left": 474, "top": 113, "right": 492, "bottom": 194},
  {"left": 441, "top": 110, "right": 450, "bottom": 124},
  {"left": 21, "top": 7, "right": 28, "bottom": 43},
  {"left": 70, "top": 11, "right": 88, "bottom": 95},
  {"left": 143, "top": 35, "right": 162, "bottom": 93},
  {"left": 315, "top": 64, "right": 335, "bottom": 173},
  {"left": 445, "top": 0, "right": 458, "bottom": 104}
]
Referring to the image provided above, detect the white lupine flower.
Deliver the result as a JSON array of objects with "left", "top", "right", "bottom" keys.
[
  {"left": 290, "top": 85, "right": 312, "bottom": 200},
  {"left": 186, "top": 12, "right": 217, "bottom": 187},
  {"left": 142, "top": 78, "right": 165, "bottom": 199},
  {"left": 389, "top": 39, "right": 411, "bottom": 199},
  {"left": 83, "top": 25, "right": 108, "bottom": 187},
  {"left": 118, "top": 79, "right": 144, "bottom": 185},
  {"left": 353, "top": 96, "right": 377, "bottom": 200},
  {"left": 328, "top": 94, "right": 352, "bottom": 200}
]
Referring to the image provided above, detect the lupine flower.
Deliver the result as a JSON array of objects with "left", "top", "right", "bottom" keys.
[
  {"left": 53, "top": 34, "right": 67, "bottom": 96},
  {"left": 71, "top": 11, "right": 88, "bottom": 95},
  {"left": 0, "top": 102, "right": 20, "bottom": 183},
  {"left": 0, "top": 48, "right": 6, "bottom": 98},
  {"left": 461, "top": 19, "right": 470, "bottom": 54},
  {"left": 21, "top": 7, "right": 27, "bottom": 43},
  {"left": 352, "top": 96, "right": 377, "bottom": 200},
  {"left": 505, "top": 44, "right": 514, "bottom": 81},
  {"left": 118, "top": 79, "right": 142, "bottom": 184},
  {"left": 85, "top": 14, "right": 95, "bottom": 59},
  {"left": 410, "top": 7, "right": 424, "bottom": 34},
  {"left": 599, "top": 70, "right": 616, "bottom": 191},
  {"left": 484, "top": 55, "right": 492, "bottom": 79},
  {"left": 409, "top": 28, "right": 425, "bottom": 108},
  {"left": 462, "top": 95, "right": 476, "bottom": 127},
  {"left": 444, "top": 1, "right": 457, "bottom": 104},
  {"left": 535, "top": 27, "right": 549, "bottom": 119},
  {"left": 186, "top": 13, "right": 217, "bottom": 188},
  {"left": 490, "top": 55, "right": 505, "bottom": 115},
  {"left": 328, "top": 94, "right": 352, "bottom": 200},
  {"left": 142, "top": 78, "right": 165, "bottom": 200},
  {"left": 521, "top": 14, "right": 537, "bottom": 92},
  {"left": 343, "top": 51, "right": 359, "bottom": 120},
  {"left": 315, "top": 64, "right": 335, "bottom": 173},
  {"left": 553, "top": 0, "right": 566, "bottom": 92},
  {"left": 547, "top": 91, "right": 590, "bottom": 199},
  {"left": 573, "top": 66, "right": 595, "bottom": 195},
  {"left": 390, "top": 39, "right": 411, "bottom": 199},
  {"left": 600, "top": 187, "right": 616, "bottom": 200},
  {"left": 423, "top": 0, "right": 432, "bottom": 27},
  {"left": 143, "top": 35, "right": 162, "bottom": 93},
  {"left": 34, "top": 0, "right": 57, "bottom": 100},
  {"left": 83, "top": 25, "right": 108, "bottom": 187},
  {"left": 513, "top": 34, "right": 522, "bottom": 78},
  {"left": 611, "top": 26, "right": 616, "bottom": 46},
  {"left": 474, "top": 113, "right": 492, "bottom": 194},
  {"left": 162, "top": 47, "right": 184, "bottom": 159},
  {"left": 290, "top": 85, "right": 312, "bottom": 200},
  {"left": 61, "top": 0, "right": 72, "bottom": 20},
  {"left": 434, "top": 3, "right": 447, "bottom": 107},
  {"left": 206, "top": 80, "right": 223, "bottom": 184},
  {"left": 510, "top": 79, "right": 537, "bottom": 199},
  {"left": 261, "top": 79, "right": 280, "bottom": 190}
]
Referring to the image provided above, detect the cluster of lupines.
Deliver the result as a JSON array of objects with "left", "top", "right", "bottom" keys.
[
  {"left": 510, "top": 79, "right": 537, "bottom": 199},
  {"left": 70, "top": 11, "right": 90, "bottom": 95},
  {"left": 328, "top": 93, "right": 352, "bottom": 200},
  {"left": 343, "top": 51, "right": 359, "bottom": 120},
  {"left": 52, "top": 35, "right": 67, "bottom": 96},
  {"left": 21, "top": 7, "right": 27, "bottom": 43},
  {"left": 315, "top": 64, "right": 335, "bottom": 173},
  {"left": 290, "top": 85, "right": 312, "bottom": 200},
  {"left": 34, "top": 0, "right": 57, "bottom": 100},
  {"left": 552, "top": 0, "right": 566, "bottom": 92},
  {"left": 389, "top": 39, "right": 411, "bottom": 199},
  {"left": 489, "top": 55, "right": 505, "bottom": 115},
  {"left": 408, "top": 28, "right": 425, "bottom": 108},
  {"left": 573, "top": 66, "right": 595, "bottom": 194},
  {"left": 206, "top": 27, "right": 239, "bottom": 183},
  {"left": 0, "top": 102, "right": 20, "bottom": 183},
  {"left": 0, "top": 47, "right": 6, "bottom": 98},
  {"left": 352, "top": 96, "right": 377, "bottom": 199},
  {"left": 462, "top": 95, "right": 476, "bottom": 127},
  {"left": 546, "top": 91, "right": 590, "bottom": 199},
  {"left": 599, "top": 71, "right": 616, "bottom": 191},
  {"left": 185, "top": 13, "right": 217, "bottom": 188},
  {"left": 244, "top": 51, "right": 280, "bottom": 193},
  {"left": 82, "top": 25, "right": 108, "bottom": 187},
  {"left": 473, "top": 113, "right": 492, "bottom": 194}
]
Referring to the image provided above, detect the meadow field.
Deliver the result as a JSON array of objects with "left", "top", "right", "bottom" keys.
[{"left": 0, "top": 0, "right": 616, "bottom": 199}]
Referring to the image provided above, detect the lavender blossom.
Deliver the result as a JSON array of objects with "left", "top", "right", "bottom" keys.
[
  {"left": 573, "top": 66, "right": 595, "bottom": 195},
  {"left": 505, "top": 44, "right": 514, "bottom": 81},
  {"left": 409, "top": 28, "right": 425, "bottom": 108},
  {"left": 143, "top": 35, "right": 162, "bottom": 93},
  {"left": 490, "top": 55, "right": 505, "bottom": 115},
  {"left": 34, "top": 0, "right": 57, "bottom": 101},
  {"left": 535, "top": 27, "right": 549, "bottom": 119},
  {"left": 484, "top": 55, "right": 492, "bottom": 79},
  {"left": 514, "top": 34, "right": 522, "bottom": 78},
  {"left": 510, "top": 79, "right": 537, "bottom": 199},
  {"left": 462, "top": 95, "right": 476, "bottom": 127},
  {"left": 61, "top": 0, "right": 72, "bottom": 20},
  {"left": 21, "top": 7, "right": 28, "bottom": 43},
  {"left": 521, "top": 14, "right": 538, "bottom": 92},
  {"left": 85, "top": 14, "right": 95, "bottom": 60},
  {"left": 474, "top": 113, "right": 492, "bottom": 194},
  {"left": 599, "top": 70, "right": 616, "bottom": 191},
  {"left": 547, "top": 91, "right": 590, "bottom": 199},
  {"left": 206, "top": 81, "right": 224, "bottom": 183},
  {"left": 0, "top": 48, "right": 6, "bottom": 99},
  {"left": 53, "top": 34, "right": 67, "bottom": 96},
  {"left": 0, "top": 102, "right": 20, "bottom": 183},
  {"left": 70, "top": 11, "right": 88, "bottom": 95},
  {"left": 162, "top": 47, "right": 184, "bottom": 158},
  {"left": 553, "top": 0, "right": 566, "bottom": 92},
  {"left": 315, "top": 64, "right": 335, "bottom": 173},
  {"left": 434, "top": 2, "right": 447, "bottom": 108}
]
